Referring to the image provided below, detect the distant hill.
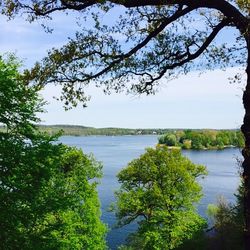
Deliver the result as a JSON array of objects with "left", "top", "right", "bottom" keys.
[
  {"left": 0, "top": 124, "right": 240, "bottom": 137},
  {"left": 38, "top": 125, "right": 167, "bottom": 136}
]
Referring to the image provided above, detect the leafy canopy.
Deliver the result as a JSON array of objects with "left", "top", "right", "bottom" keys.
[
  {"left": 0, "top": 1, "right": 248, "bottom": 108},
  {"left": 114, "top": 146, "right": 207, "bottom": 250},
  {"left": 0, "top": 56, "right": 107, "bottom": 250}
]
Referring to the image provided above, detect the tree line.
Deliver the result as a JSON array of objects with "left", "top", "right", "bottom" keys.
[
  {"left": 159, "top": 130, "right": 245, "bottom": 150},
  {"left": 37, "top": 126, "right": 168, "bottom": 136},
  {"left": 1, "top": 125, "right": 244, "bottom": 140}
]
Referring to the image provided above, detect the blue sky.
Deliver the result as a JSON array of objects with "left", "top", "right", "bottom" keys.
[{"left": 0, "top": 11, "right": 246, "bottom": 129}]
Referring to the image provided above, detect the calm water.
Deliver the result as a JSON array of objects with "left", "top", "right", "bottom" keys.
[{"left": 59, "top": 135, "right": 242, "bottom": 249}]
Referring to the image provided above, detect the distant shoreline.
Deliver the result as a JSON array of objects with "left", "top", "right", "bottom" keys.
[
  {"left": 38, "top": 125, "right": 241, "bottom": 137},
  {"left": 0, "top": 124, "right": 241, "bottom": 137}
]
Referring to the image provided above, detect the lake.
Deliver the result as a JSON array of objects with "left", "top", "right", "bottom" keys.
[{"left": 59, "top": 135, "right": 242, "bottom": 249}]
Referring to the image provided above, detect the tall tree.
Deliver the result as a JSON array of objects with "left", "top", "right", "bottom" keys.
[
  {"left": 0, "top": 56, "right": 107, "bottom": 249},
  {"left": 0, "top": 0, "right": 249, "bottom": 246},
  {"left": 114, "top": 146, "right": 207, "bottom": 249}
]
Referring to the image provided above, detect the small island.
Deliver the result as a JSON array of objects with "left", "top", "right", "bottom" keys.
[{"left": 158, "top": 129, "right": 244, "bottom": 150}]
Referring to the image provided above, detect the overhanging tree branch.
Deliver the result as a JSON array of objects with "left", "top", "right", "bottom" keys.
[
  {"left": 78, "top": 5, "right": 195, "bottom": 82},
  {"left": 28, "top": 5, "right": 195, "bottom": 86},
  {"left": 135, "top": 18, "right": 231, "bottom": 93}
]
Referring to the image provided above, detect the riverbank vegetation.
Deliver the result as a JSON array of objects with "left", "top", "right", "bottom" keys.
[
  {"left": 205, "top": 189, "right": 244, "bottom": 250},
  {"left": 38, "top": 125, "right": 165, "bottom": 136},
  {"left": 0, "top": 125, "right": 177, "bottom": 136},
  {"left": 0, "top": 125, "right": 243, "bottom": 141},
  {"left": 158, "top": 130, "right": 244, "bottom": 150}
]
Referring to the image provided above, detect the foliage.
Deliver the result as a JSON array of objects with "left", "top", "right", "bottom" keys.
[
  {"left": 0, "top": 56, "right": 106, "bottom": 250},
  {"left": 205, "top": 184, "right": 244, "bottom": 250},
  {"left": 0, "top": 54, "right": 43, "bottom": 132},
  {"left": 114, "top": 146, "right": 207, "bottom": 250},
  {"left": 158, "top": 129, "right": 245, "bottom": 150},
  {"left": 1, "top": 125, "right": 244, "bottom": 140},
  {"left": 158, "top": 133, "right": 177, "bottom": 146},
  {"left": 236, "top": 0, "right": 249, "bottom": 13},
  {"left": 33, "top": 125, "right": 171, "bottom": 136},
  {"left": 0, "top": 1, "right": 247, "bottom": 109},
  {"left": 0, "top": 0, "right": 249, "bottom": 245}
]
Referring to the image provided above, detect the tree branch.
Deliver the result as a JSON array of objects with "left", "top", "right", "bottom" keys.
[
  {"left": 138, "top": 18, "right": 231, "bottom": 90},
  {"left": 61, "top": 5, "right": 195, "bottom": 83}
]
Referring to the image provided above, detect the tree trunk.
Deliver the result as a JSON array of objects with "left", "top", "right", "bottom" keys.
[{"left": 241, "top": 32, "right": 250, "bottom": 249}]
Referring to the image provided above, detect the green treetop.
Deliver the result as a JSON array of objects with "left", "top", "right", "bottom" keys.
[
  {"left": 114, "top": 146, "right": 207, "bottom": 250},
  {"left": 0, "top": 56, "right": 107, "bottom": 250}
]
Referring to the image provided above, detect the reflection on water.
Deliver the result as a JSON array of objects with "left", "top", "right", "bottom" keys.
[{"left": 59, "top": 135, "right": 241, "bottom": 250}]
